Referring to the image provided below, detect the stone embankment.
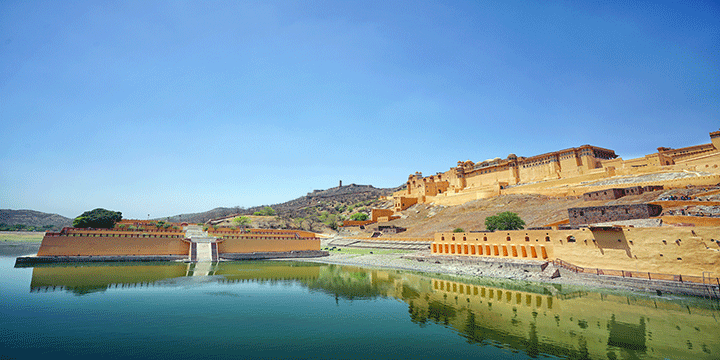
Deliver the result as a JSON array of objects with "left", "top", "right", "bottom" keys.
[{"left": 290, "top": 240, "right": 720, "bottom": 299}]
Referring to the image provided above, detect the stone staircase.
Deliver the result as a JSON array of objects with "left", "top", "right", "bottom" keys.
[{"left": 184, "top": 225, "right": 218, "bottom": 262}]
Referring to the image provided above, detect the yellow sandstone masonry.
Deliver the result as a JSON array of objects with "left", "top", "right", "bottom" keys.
[
  {"left": 432, "top": 227, "right": 720, "bottom": 278},
  {"left": 395, "top": 129, "right": 720, "bottom": 210}
]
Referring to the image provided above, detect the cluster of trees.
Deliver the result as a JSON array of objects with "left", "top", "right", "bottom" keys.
[{"left": 72, "top": 208, "right": 122, "bottom": 229}]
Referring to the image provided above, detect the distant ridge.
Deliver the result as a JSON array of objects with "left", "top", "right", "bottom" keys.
[
  {"left": 0, "top": 209, "right": 73, "bottom": 229},
  {"left": 161, "top": 183, "right": 403, "bottom": 224}
]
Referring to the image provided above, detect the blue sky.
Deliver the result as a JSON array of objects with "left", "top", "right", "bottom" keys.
[{"left": 1, "top": 1, "right": 718, "bottom": 219}]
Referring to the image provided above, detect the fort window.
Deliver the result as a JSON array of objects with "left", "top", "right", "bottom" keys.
[
  {"left": 506, "top": 236, "right": 511, "bottom": 241},
  {"left": 525, "top": 236, "right": 530, "bottom": 242},
  {"left": 483, "top": 236, "right": 487, "bottom": 241},
  {"left": 463, "top": 236, "right": 466, "bottom": 241},
  {"left": 545, "top": 236, "right": 550, "bottom": 242}
]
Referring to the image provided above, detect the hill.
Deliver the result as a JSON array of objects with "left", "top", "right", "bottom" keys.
[
  {"left": 161, "top": 184, "right": 402, "bottom": 224},
  {"left": 0, "top": 209, "right": 73, "bottom": 231},
  {"left": 346, "top": 186, "right": 720, "bottom": 238}
]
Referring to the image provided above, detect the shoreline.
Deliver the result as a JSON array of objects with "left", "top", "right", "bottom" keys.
[
  {"left": 286, "top": 249, "right": 720, "bottom": 299},
  {"left": 5, "top": 240, "right": 718, "bottom": 299}
]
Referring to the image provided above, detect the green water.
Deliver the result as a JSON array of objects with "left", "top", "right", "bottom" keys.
[{"left": 2, "top": 256, "right": 719, "bottom": 360}]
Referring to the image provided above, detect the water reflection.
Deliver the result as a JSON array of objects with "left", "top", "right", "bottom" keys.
[{"left": 23, "top": 261, "right": 720, "bottom": 359}]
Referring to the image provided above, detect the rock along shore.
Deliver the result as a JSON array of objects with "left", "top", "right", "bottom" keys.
[{"left": 286, "top": 247, "right": 719, "bottom": 299}]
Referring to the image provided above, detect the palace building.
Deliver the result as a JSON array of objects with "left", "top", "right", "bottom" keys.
[{"left": 394, "top": 130, "right": 720, "bottom": 211}]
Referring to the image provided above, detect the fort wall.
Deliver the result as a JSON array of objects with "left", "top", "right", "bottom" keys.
[
  {"left": 432, "top": 227, "right": 720, "bottom": 277},
  {"left": 396, "top": 130, "right": 720, "bottom": 208},
  {"left": 370, "top": 209, "right": 396, "bottom": 222},
  {"left": 37, "top": 234, "right": 190, "bottom": 256},
  {"left": 218, "top": 238, "right": 320, "bottom": 254},
  {"left": 568, "top": 204, "right": 662, "bottom": 226}
]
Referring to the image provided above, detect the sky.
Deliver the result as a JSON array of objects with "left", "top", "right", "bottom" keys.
[{"left": 1, "top": 0, "right": 718, "bottom": 220}]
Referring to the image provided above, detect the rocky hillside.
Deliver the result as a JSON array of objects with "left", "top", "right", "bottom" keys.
[
  {"left": 161, "top": 207, "right": 241, "bottom": 224},
  {"left": 248, "top": 184, "right": 401, "bottom": 218},
  {"left": 346, "top": 186, "right": 720, "bottom": 238},
  {"left": 162, "top": 184, "right": 402, "bottom": 224},
  {"left": 0, "top": 209, "right": 73, "bottom": 230}
]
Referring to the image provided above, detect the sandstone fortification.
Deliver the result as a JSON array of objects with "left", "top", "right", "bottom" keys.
[{"left": 394, "top": 130, "right": 720, "bottom": 210}]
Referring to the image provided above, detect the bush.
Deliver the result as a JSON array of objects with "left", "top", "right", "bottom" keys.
[
  {"left": 72, "top": 208, "right": 122, "bottom": 229},
  {"left": 232, "top": 216, "right": 251, "bottom": 229},
  {"left": 485, "top": 212, "right": 525, "bottom": 231},
  {"left": 253, "top": 206, "right": 276, "bottom": 216},
  {"left": 453, "top": 228, "right": 464, "bottom": 233},
  {"left": 350, "top": 213, "right": 368, "bottom": 221}
]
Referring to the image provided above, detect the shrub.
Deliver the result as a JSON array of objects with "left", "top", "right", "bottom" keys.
[
  {"left": 485, "top": 212, "right": 525, "bottom": 231},
  {"left": 350, "top": 213, "right": 368, "bottom": 221},
  {"left": 453, "top": 228, "right": 464, "bottom": 233},
  {"left": 253, "top": 206, "right": 276, "bottom": 216}
]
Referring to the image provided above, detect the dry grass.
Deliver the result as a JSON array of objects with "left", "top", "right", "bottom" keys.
[{"left": 0, "top": 231, "right": 44, "bottom": 242}]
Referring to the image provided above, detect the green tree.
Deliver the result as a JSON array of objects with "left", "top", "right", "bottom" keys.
[
  {"left": 350, "top": 212, "right": 368, "bottom": 221},
  {"left": 253, "top": 206, "right": 276, "bottom": 216},
  {"left": 453, "top": 228, "right": 464, "bottom": 233},
  {"left": 484, "top": 212, "right": 525, "bottom": 231},
  {"left": 232, "top": 216, "right": 251, "bottom": 230},
  {"left": 72, "top": 208, "right": 122, "bottom": 229}
]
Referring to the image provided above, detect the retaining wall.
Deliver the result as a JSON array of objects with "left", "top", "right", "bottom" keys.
[
  {"left": 218, "top": 238, "right": 320, "bottom": 254},
  {"left": 432, "top": 227, "right": 720, "bottom": 277},
  {"left": 37, "top": 235, "right": 190, "bottom": 257}
]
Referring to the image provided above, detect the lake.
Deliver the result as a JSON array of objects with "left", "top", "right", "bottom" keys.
[{"left": 2, "top": 255, "right": 719, "bottom": 360}]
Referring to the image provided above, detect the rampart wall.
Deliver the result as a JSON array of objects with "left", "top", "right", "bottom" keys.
[
  {"left": 341, "top": 220, "right": 375, "bottom": 227},
  {"left": 37, "top": 234, "right": 190, "bottom": 256},
  {"left": 660, "top": 216, "right": 720, "bottom": 227},
  {"left": 397, "top": 130, "right": 720, "bottom": 208},
  {"left": 371, "top": 209, "right": 395, "bottom": 222},
  {"left": 218, "top": 238, "right": 320, "bottom": 254},
  {"left": 432, "top": 227, "right": 720, "bottom": 277},
  {"left": 568, "top": 204, "right": 662, "bottom": 226}
]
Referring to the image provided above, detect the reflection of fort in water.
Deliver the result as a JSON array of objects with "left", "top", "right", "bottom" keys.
[{"left": 28, "top": 262, "right": 720, "bottom": 359}]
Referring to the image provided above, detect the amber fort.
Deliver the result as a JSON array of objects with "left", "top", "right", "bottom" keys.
[{"left": 394, "top": 129, "right": 720, "bottom": 210}]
